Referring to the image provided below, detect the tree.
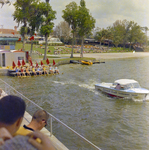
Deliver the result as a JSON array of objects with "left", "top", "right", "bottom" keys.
[
  {"left": 28, "top": 1, "right": 43, "bottom": 57},
  {"left": 107, "top": 20, "right": 146, "bottom": 50},
  {"left": 110, "top": 25, "right": 122, "bottom": 49},
  {"left": 39, "top": 1, "right": 56, "bottom": 60},
  {"left": 105, "top": 26, "right": 113, "bottom": 48},
  {"left": 13, "top": 0, "right": 36, "bottom": 51},
  {"left": 127, "top": 21, "right": 141, "bottom": 50},
  {"left": 141, "top": 26, "right": 149, "bottom": 48},
  {"left": 95, "top": 28, "right": 107, "bottom": 47},
  {"left": 77, "top": 0, "right": 95, "bottom": 57},
  {"left": 109, "top": 20, "right": 130, "bottom": 49},
  {"left": 53, "top": 21, "right": 71, "bottom": 44},
  {"left": 121, "top": 20, "right": 132, "bottom": 50},
  {"left": 62, "top": 2, "right": 78, "bottom": 58}
]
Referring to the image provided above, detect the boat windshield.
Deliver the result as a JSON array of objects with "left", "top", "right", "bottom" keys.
[
  {"left": 132, "top": 83, "right": 140, "bottom": 88},
  {"left": 124, "top": 83, "right": 140, "bottom": 89}
]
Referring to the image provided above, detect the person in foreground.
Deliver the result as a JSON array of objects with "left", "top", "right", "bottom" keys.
[
  {"left": 0, "top": 95, "right": 26, "bottom": 136},
  {"left": 14, "top": 109, "right": 49, "bottom": 136},
  {"left": 0, "top": 95, "right": 56, "bottom": 150},
  {"left": 0, "top": 128, "right": 56, "bottom": 150}
]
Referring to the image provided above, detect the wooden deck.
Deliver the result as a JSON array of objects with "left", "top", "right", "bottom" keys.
[{"left": 22, "top": 111, "right": 69, "bottom": 150}]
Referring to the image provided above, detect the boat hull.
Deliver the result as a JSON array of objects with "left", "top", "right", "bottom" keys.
[
  {"left": 7, "top": 69, "right": 58, "bottom": 77},
  {"left": 95, "top": 84, "right": 149, "bottom": 100},
  {"left": 81, "top": 60, "right": 93, "bottom": 65}
]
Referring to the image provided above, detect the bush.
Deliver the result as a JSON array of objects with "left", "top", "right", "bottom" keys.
[
  {"left": 48, "top": 43, "right": 64, "bottom": 46},
  {"left": 26, "top": 40, "right": 39, "bottom": 44}
]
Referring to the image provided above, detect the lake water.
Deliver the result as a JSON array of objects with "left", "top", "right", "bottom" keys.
[{"left": 1, "top": 57, "right": 149, "bottom": 150}]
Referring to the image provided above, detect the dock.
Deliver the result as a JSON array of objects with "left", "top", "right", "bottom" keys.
[{"left": 21, "top": 111, "right": 69, "bottom": 150}]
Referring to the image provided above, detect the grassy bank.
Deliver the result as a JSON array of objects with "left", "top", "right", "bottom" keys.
[{"left": 15, "top": 42, "right": 134, "bottom": 55}]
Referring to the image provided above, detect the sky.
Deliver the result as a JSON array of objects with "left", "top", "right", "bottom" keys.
[{"left": 0, "top": 0, "right": 149, "bottom": 32}]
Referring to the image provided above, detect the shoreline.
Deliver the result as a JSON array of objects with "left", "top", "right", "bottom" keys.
[{"left": 61, "top": 52, "right": 149, "bottom": 60}]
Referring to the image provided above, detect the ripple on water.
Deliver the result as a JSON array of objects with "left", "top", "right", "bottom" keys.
[{"left": 1, "top": 57, "right": 149, "bottom": 149}]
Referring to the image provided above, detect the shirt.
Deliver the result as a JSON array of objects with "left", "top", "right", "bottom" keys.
[{"left": 0, "top": 135, "right": 37, "bottom": 150}]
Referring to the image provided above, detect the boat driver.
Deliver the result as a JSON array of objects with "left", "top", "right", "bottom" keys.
[{"left": 115, "top": 84, "right": 121, "bottom": 90}]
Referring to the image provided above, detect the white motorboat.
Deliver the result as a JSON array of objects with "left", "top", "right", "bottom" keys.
[{"left": 95, "top": 79, "right": 149, "bottom": 100}]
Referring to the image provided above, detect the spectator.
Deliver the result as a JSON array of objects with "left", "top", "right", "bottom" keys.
[
  {"left": 0, "top": 95, "right": 55, "bottom": 150},
  {"left": 42, "top": 66, "right": 48, "bottom": 75},
  {"left": 15, "top": 67, "right": 21, "bottom": 77},
  {"left": 14, "top": 109, "right": 49, "bottom": 136},
  {"left": 54, "top": 65, "right": 59, "bottom": 74},
  {"left": 0, "top": 95, "right": 26, "bottom": 136},
  {"left": 49, "top": 65, "right": 54, "bottom": 74},
  {"left": 0, "top": 128, "right": 55, "bottom": 150},
  {"left": 36, "top": 66, "right": 42, "bottom": 75}
]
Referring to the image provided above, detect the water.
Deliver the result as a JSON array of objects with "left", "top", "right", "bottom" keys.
[{"left": 1, "top": 57, "right": 149, "bottom": 150}]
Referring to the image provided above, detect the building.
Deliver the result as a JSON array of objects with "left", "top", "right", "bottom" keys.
[
  {"left": 0, "top": 50, "right": 26, "bottom": 67},
  {"left": 0, "top": 26, "right": 20, "bottom": 50}
]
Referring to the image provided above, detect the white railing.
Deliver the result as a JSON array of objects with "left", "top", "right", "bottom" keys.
[{"left": 0, "top": 79, "right": 101, "bottom": 150}]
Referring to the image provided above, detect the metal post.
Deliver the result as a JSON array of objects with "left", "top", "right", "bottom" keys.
[
  {"left": 5, "top": 84, "right": 6, "bottom": 93},
  {"left": 50, "top": 116, "right": 52, "bottom": 136}
]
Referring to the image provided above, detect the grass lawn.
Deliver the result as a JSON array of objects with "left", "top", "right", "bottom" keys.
[
  {"left": 16, "top": 42, "right": 133, "bottom": 55},
  {"left": 15, "top": 42, "right": 137, "bottom": 64},
  {"left": 15, "top": 42, "right": 72, "bottom": 55},
  {"left": 15, "top": 43, "right": 96, "bottom": 64}
]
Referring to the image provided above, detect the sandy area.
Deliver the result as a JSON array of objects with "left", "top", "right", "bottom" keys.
[{"left": 62, "top": 52, "right": 149, "bottom": 60}]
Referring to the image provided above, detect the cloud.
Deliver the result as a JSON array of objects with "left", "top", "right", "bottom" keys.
[
  {"left": 0, "top": 0, "right": 149, "bottom": 30},
  {"left": 0, "top": 2, "right": 16, "bottom": 29}
]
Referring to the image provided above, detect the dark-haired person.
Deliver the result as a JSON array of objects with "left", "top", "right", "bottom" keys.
[
  {"left": 0, "top": 95, "right": 26, "bottom": 136},
  {"left": 0, "top": 95, "right": 55, "bottom": 150},
  {"left": 14, "top": 109, "right": 49, "bottom": 137}
]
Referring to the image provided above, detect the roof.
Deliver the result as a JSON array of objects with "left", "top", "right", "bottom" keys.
[
  {"left": 0, "top": 29, "right": 20, "bottom": 38},
  {"left": 0, "top": 29, "right": 19, "bottom": 35},
  {"left": 114, "top": 79, "right": 138, "bottom": 85}
]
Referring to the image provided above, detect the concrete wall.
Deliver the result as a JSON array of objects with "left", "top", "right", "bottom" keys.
[
  {"left": 12, "top": 52, "right": 26, "bottom": 65},
  {"left": 0, "top": 52, "right": 12, "bottom": 67},
  {"left": 0, "top": 52, "right": 26, "bottom": 67},
  {"left": 5, "top": 53, "right": 12, "bottom": 67}
]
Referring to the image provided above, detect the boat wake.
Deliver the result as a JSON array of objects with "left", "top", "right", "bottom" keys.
[
  {"left": 53, "top": 80, "right": 101, "bottom": 95},
  {"left": 53, "top": 81, "right": 66, "bottom": 85}
]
